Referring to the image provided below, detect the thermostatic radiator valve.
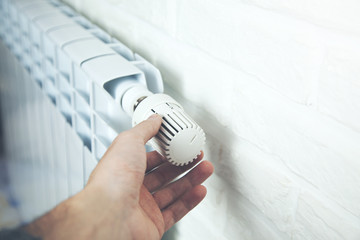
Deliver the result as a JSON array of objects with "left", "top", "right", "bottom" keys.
[{"left": 122, "top": 85, "right": 205, "bottom": 166}]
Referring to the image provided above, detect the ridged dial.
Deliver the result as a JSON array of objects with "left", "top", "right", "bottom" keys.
[{"left": 132, "top": 94, "right": 205, "bottom": 166}]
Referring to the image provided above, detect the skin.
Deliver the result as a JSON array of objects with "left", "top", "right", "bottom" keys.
[{"left": 24, "top": 114, "right": 214, "bottom": 240}]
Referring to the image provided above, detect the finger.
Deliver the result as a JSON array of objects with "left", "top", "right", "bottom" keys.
[
  {"left": 146, "top": 151, "right": 166, "bottom": 173},
  {"left": 153, "top": 160, "right": 213, "bottom": 210},
  {"left": 131, "top": 114, "right": 162, "bottom": 144},
  {"left": 144, "top": 152, "right": 204, "bottom": 192},
  {"left": 162, "top": 185, "right": 207, "bottom": 232}
]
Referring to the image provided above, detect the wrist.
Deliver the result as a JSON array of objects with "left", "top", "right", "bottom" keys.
[
  {"left": 24, "top": 186, "right": 132, "bottom": 239},
  {"left": 24, "top": 198, "right": 74, "bottom": 239}
]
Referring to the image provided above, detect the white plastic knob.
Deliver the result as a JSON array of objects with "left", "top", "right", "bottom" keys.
[{"left": 131, "top": 94, "right": 205, "bottom": 166}]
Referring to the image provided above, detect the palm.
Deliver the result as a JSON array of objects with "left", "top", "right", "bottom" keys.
[{"left": 130, "top": 187, "right": 164, "bottom": 240}]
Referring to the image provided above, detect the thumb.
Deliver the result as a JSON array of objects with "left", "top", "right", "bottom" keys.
[{"left": 131, "top": 114, "right": 162, "bottom": 143}]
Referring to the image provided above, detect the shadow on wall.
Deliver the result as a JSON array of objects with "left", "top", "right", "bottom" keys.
[
  {"left": 163, "top": 83, "right": 252, "bottom": 238},
  {"left": 164, "top": 82, "right": 238, "bottom": 186}
]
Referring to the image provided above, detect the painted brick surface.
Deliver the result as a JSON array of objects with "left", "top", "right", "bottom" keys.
[
  {"left": 241, "top": 0, "right": 360, "bottom": 35},
  {"left": 61, "top": 0, "right": 360, "bottom": 239},
  {"left": 318, "top": 47, "right": 360, "bottom": 132}
]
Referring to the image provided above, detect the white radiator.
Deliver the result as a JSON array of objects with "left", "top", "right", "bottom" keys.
[{"left": 0, "top": 0, "right": 165, "bottom": 223}]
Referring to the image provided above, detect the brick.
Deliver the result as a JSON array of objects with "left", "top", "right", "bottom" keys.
[
  {"left": 175, "top": 175, "right": 286, "bottom": 239},
  {"left": 293, "top": 191, "right": 360, "bottom": 240},
  {"left": 63, "top": 0, "right": 178, "bottom": 36},
  {"left": 203, "top": 131, "right": 299, "bottom": 236},
  {"left": 111, "top": 0, "right": 178, "bottom": 36},
  {"left": 176, "top": 0, "right": 324, "bottom": 104},
  {"left": 242, "top": 0, "right": 360, "bottom": 35},
  {"left": 318, "top": 46, "right": 360, "bottom": 132},
  {"left": 231, "top": 74, "right": 360, "bottom": 217}
]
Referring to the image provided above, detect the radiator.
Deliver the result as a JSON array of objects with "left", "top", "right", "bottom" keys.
[{"left": 0, "top": 0, "right": 165, "bottom": 223}]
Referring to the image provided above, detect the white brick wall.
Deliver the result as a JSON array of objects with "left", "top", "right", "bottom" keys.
[{"left": 61, "top": 0, "right": 360, "bottom": 239}]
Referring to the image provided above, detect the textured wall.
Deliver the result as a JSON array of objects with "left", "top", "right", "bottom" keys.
[{"left": 61, "top": 0, "right": 360, "bottom": 239}]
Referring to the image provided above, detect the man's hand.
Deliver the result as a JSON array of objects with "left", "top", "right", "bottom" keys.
[{"left": 25, "top": 114, "right": 214, "bottom": 240}]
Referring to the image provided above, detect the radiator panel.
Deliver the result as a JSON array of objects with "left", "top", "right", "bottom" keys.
[{"left": 0, "top": 0, "right": 163, "bottom": 223}]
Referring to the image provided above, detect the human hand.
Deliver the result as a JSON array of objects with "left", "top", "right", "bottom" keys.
[{"left": 25, "top": 114, "right": 214, "bottom": 240}]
